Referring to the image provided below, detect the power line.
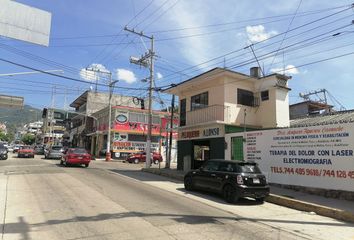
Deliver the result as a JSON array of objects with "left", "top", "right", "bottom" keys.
[{"left": 0, "top": 58, "right": 148, "bottom": 91}]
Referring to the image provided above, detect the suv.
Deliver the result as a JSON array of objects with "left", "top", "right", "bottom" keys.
[
  {"left": 126, "top": 151, "right": 163, "bottom": 164},
  {"left": 184, "top": 159, "right": 269, "bottom": 203},
  {"left": 0, "top": 143, "right": 8, "bottom": 160}
]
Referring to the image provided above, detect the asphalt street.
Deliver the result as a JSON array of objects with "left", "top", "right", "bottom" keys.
[{"left": 0, "top": 153, "right": 353, "bottom": 240}]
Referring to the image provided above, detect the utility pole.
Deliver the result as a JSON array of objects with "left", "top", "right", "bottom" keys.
[
  {"left": 166, "top": 94, "right": 175, "bottom": 169},
  {"left": 125, "top": 26, "right": 155, "bottom": 168},
  {"left": 106, "top": 74, "right": 118, "bottom": 161}
]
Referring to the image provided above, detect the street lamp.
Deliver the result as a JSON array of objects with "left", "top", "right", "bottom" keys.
[{"left": 105, "top": 77, "right": 118, "bottom": 161}]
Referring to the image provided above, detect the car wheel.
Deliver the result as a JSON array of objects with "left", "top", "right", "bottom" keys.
[
  {"left": 133, "top": 158, "right": 139, "bottom": 164},
  {"left": 64, "top": 161, "right": 70, "bottom": 167},
  {"left": 84, "top": 163, "right": 89, "bottom": 168},
  {"left": 184, "top": 177, "right": 194, "bottom": 191},
  {"left": 255, "top": 197, "right": 265, "bottom": 203},
  {"left": 223, "top": 185, "right": 238, "bottom": 203}
]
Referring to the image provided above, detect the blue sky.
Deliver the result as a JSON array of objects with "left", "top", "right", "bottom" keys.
[{"left": 1, "top": 0, "right": 354, "bottom": 111}]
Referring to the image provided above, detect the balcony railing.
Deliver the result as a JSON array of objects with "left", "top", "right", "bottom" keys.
[{"left": 186, "top": 105, "right": 229, "bottom": 125}]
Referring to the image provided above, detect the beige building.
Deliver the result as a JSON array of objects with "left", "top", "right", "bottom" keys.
[{"left": 164, "top": 67, "right": 291, "bottom": 170}]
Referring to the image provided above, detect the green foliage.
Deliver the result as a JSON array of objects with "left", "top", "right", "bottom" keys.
[
  {"left": 0, "top": 132, "right": 9, "bottom": 142},
  {"left": 21, "top": 133, "right": 35, "bottom": 145}
]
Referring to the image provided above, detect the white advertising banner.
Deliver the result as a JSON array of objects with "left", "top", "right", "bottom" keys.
[
  {"left": 225, "top": 122, "right": 354, "bottom": 191},
  {"left": 0, "top": 0, "right": 51, "bottom": 46}
]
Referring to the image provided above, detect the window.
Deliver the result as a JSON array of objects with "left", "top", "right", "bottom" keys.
[
  {"left": 237, "top": 89, "right": 254, "bottom": 107},
  {"left": 218, "top": 162, "right": 236, "bottom": 172},
  {"left": 180, "top": 99, "right": 186, "bottom": 126},
  {"left": 261, "top": 90, "right": 269, "bottom": 101},
  {"left": 204, "top": 161, "right": 219, "bottom": 171},
  {"left": 191, "top": 92, "right": 208, "bottom": 111}
]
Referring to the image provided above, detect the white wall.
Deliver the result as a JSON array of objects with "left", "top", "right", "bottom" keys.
[{"left": 225, "top": 122, "right": 354, "bottom": 192}]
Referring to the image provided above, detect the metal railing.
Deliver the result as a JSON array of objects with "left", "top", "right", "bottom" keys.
[{"left": 186, "top": 105, "right": 229, "bottom": 125}]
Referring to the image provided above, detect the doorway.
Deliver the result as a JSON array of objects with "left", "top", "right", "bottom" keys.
[{"left": 192, "top": 140, "right": 210, "bottom": 169}]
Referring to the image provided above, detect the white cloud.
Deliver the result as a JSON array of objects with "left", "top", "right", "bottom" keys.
[
  {"left": 270, "top": 65, "right": 299, "bottom": 75},
  {"left": 116, "top": 68, "right": 137, "bottom": 84},
  {"left": 156, "top": 72, "right": 163, "bottom": 80},
  {"left": 80, "top": 63, "right": 109, "bottom": 82},
  {"left": 246, "top": 25, "right": 277, "bottom": 43}
]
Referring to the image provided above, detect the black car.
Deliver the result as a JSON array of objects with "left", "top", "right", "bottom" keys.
[
  {"left": 0, "top": 143, "right": 8, "bottom": 160},
  {"left": 184, "top": 159, "right": 270, "bottom": 203}
]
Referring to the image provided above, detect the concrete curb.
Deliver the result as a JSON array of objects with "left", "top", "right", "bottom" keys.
[
  {"left": 142, "top": 168, "right": 184, "bottom": 181},
  {"left": 142, "top": 168, "right": 354, "bottom": 224},
  {"left": 266, "top": 194, "right": 354, "bottom": 223}
]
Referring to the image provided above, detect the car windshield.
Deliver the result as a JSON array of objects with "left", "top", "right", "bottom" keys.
[
  {"left": 52, "top": 146, "right": 63, "bottom": 150},
  {"left": 71, "top": 149, "right": 87, "bottom": 154}
]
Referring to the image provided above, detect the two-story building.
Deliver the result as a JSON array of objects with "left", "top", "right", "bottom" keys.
[
  {"left": 164, "top": 67, "right": 291, "bottom": 170},
  {"left": 69, "top": 90, "right": 138, "bottom": 151},
  {"left": 91, "top": 105, "right": 178, "bottom": 160}
]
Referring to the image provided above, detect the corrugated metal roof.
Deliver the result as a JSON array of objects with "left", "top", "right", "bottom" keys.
[{"left": 290, "top": 110, "right": 354, "bottom": 128}]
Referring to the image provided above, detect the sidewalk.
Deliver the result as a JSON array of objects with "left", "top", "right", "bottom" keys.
[{"left": 142, "top": 167, "right": 354, "bottom": 224}]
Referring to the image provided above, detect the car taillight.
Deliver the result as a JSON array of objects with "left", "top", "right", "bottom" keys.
[{"left": 237, "top": 175, "right": 244, "bottom": 185}]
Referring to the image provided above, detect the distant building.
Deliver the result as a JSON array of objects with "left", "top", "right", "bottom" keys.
[
  {"left": 69, "top": 90, "right": 144, "bottom": 152},
  {"left": 0, "top": 123, "right": 7, "bottom": 134},
  {"left": 91, "top": 105, "right": 178, "bottom": 160},
  {"left": 41, "top": 109, "right": 74, "bottom": 145},
  {"left": 290, "top": 101, "right": 333, "bottom": 119}
]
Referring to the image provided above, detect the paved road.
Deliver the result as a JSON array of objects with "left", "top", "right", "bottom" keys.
[{"left": 0, "top": 154, "right": 353, "bottom": 240}]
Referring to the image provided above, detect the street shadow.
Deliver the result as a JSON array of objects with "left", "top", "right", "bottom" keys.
[
  {"left": 2, "top": 216, "right": 31, "bottom": 240},
  {"left": 3, "top": 210, "right": 352, "bottom": 240},
  {"left": 55, "top": 163, "right": 86, "bottom": 168},
  {"left": 29, "top": 210, "right": 354, "bottom": 229},
  {"left": 176, "top": 187, "right": 263, "bottom": 206},
  {"left": 109, "top": 169, "right": 182, "bottom": 184}
]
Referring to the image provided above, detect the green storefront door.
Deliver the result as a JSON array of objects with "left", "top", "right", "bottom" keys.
[{"left": 231, "top": 136, "right": 244, "bottom": 160}]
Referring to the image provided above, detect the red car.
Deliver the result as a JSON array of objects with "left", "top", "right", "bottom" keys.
[
  {"left": 126, "top": 151, "right": 163, "bottom": 164},
  {"left": 17, "top": 146, "right": 35, "bottom": 158},
  {"left": 61, "top": 148, "right": 91, "bottom": 168}
]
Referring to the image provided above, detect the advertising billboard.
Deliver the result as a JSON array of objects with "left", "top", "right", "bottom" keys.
[{"left": 225, "top": 122, "right": 354, "bottom": 191}]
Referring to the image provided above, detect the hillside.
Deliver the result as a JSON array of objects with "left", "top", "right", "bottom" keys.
[{"left": 0, "top": 105, "right": 42, "bottom": 136}]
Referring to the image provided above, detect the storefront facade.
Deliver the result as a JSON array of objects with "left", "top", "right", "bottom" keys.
[
  {"left": 93, "top": 106, "right": 178, "bottom": 160},
  {"left": 177, "top": 124, "right": 225, "bottom": 170}
]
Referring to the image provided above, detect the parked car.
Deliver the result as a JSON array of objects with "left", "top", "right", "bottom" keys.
[
  {"left": 61, "top": 148, "right": 91, "bottom": 167},
  {"left": 45, "top": 145, "right": 64, "bottom": 159},
  {"left": 126, "top": 151, "right": 163, "bottom": 164},
  {"left": 34, "top": 145, "right": 45, "bottom": 155},
  {"left": 184, "top": 159, "right": 270, "bottom": 203},
  {"left": 7, "top": 145, "right": 14, "bottom": 153},
  {"left": 0, "top": 143, "right": 8, "bottom": 160},
  {"left": 17, "top": 146, "right": 35, "bottom": 158},
  {"left": 13, "top": 144, "right": 23, "bottom": 153}
]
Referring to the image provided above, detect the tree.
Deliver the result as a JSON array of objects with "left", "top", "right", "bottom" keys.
[
  {"left": 21, "top": 134, "right": 35, "bottom": 145},
  {"left": 0, "top": 132, "right": 9, "bottom": 142}
]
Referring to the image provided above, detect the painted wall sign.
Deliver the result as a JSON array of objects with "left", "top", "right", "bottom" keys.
[
  {"left": 115, "top": 114, "right": 128, "bottom": 124},
  {"left": 112, "top": 141, "right": 159, "bottom": 153},
  {"left": 225, "top": 122, "right": 354, "bottom": 192},
  {"left": 180, "top": 125, "right": 224, "bottom": 140}
]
